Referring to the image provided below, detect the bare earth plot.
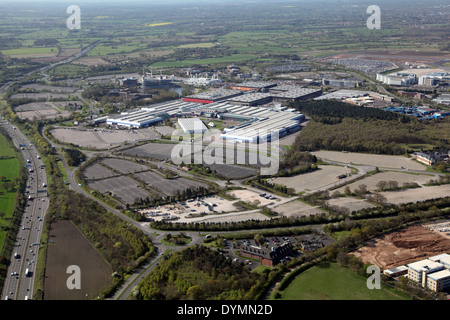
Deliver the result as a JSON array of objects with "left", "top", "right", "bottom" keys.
[
  {"left": 333, "top": 171, "right": 433, "bottom": 194},
  {"left": 44, "top": 220, "right": 112, "bottom": 300},
  {"left": 351, "top": 225, "right": 450, "bottom": 270},
  {"left": 311, "top": 151, "right": 426, "bottom": 171},
  {"left": 275, "top": 165, "right": 352, "bottom": 193},
  {"left": 176, "top": 211, "right": 271, "bottom": 224},
  {"left": 274, "top": 199, "right": 325, "bottom": 217},
  {"left": 227, "top": 189, "right": 279, "bottom": 206},
  {"left": 380, "top": 185, "right": 450, "bottom": 205},
  {"left": 326, "top": 197, "right": 377, "bottom": 212},
  {"left": 52, "top": 128, "right": 159, "bottom": 149}
]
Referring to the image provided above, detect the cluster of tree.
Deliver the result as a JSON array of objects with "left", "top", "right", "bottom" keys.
[
  {"left": 33, "top": 38, "right": 59, "bottom": 47},
  {"left": 426, "top": 175, "right": 450, "bottom": 186},
  {"left": 62, "top": 148, "right": 86, "bottom": 167},
  {"left": 277, "top": 150, "right": 318, "bottom": 176},
  {"left": 162, "top": 233, "right": 191, "bottom": 246},
  {"left": 375, "top": 180, "right": 420, "bottom": 191},
  {"left": 286, "top": 100, "right": 450, "bottom": 155},
  {"left": 291, "top": 100, "right": 401, "bottom": 122},
  {"left": 248, "top": 176, "right": 296, "bottom": 196},
  {"left": 136, "top": 245, "right": 266, "bottom": 300}
]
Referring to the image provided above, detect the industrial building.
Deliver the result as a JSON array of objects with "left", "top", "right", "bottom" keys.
[
  {"left": 270, "top": 88, "right": 322, "bottom": 103},
  {"left": 106, "top": 99, "right": 201, "bottom": 128},
  {"left": 376, "top": 72, "right": 417, "bottom": 86},
  {"left": 432, "top": 94, "right": 450, "bottom": 106},
  {"left": 177, "top": 118, "right": 209, "bottom": 134},
  {"left": 321, "top": 78, "right": 362, "bottom": 88},
  {"left": 232, "top": 81, "right": 277, "bottom": 92},
  {"left": 184, "top": 74, "right": 223, "bottom": 87},
  {"left": 106, "top": 81, "right": 310, "bottom": 142},
  {"left": 225, "top": 92, "right": 273, "bottom": 106},
  {"left": 183, "top": 88, "right": 242, "bottom": 104},
  {"left": 213, "top": 102, "right": 306, "bottom": 143},
  {"left": 314, "top": 90, "right": 372, "bottom": 101}
]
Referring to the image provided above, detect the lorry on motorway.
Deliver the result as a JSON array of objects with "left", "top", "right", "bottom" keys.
[{"left": 25, "top": 268, "right": 31, "bottom": 277}]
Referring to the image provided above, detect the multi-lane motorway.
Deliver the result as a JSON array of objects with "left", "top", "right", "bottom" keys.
[{"left": 1, "top": 121, "right": 49, "bottom": 300}]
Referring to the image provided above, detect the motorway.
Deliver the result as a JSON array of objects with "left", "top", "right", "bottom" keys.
[
  {"left": 0, "top": 121, "right": 49, "bottom": 300},
  {"left": 0, "top": 39, "right": 105, "bottom": 301}
]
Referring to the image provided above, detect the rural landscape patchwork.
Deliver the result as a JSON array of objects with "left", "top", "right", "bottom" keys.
[{"left": 0, "top": 0, "right": 450, "bottom": 308}]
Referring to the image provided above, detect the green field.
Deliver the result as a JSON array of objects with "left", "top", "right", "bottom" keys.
[
  {"left": 1, "top": 47, "right": 58, "bottom": 56},
  {"left": 0, "top": 132, "right": 20, "bottom": 247},
  {"left": 276, "top": 262, "right": 409, "bottom": 300}
]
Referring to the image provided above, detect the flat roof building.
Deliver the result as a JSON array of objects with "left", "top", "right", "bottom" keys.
[
  {"left": 232, "top": 81, "right": 277, "bottom": 92},
  {"left": 226, "top": 92, "right": 273, "bottom": 106},
  {"left": 271, "top": 88, "right": 322, "bottom": 102},
  {"left": 183, "top": 88, "right": 243, "bottom": 104},
  {"left": 178, "top": 118, "right": 208, "bottom": 134},
  {"left": 376, "top": 72, "right": 417, "bottom": 86},
  {"left": 426, "top": 269, "right": 450, "bottom": 292},
  {"left": 404, "top": 254, "right": 450, "bottom": 292}
]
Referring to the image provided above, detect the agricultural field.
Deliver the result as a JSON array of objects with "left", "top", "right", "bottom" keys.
[
  {"left": 276, "top": 261, "right": 409, "bottom": 300},
  {"left": 51, "top": 127, "right": 160, "bottom": 150},
  {"left": 275, "top": 165, "right": 353, "bottom": 193},
  {"left": 311, "top": 151, "right": 427, "bottom": 171},
  {"left": 43, "top": 220, "right": 112, "bottom": 300}
]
